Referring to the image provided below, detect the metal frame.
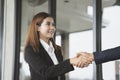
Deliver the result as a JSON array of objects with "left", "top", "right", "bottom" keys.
[
  {"left": 48, "top": 0, "right": 56, "bottom": 25},
  {"left": 48, "top": 0, "right": 57, "bottom": 38},
  {"left": 14, "top": 0, "right": 22, "bottom": 80},
  {"left": 93, "top": 0, "right": 103, "bottom": 80},
  {"left": 0, "top": 0, "right": 4, "bottom": 79}
]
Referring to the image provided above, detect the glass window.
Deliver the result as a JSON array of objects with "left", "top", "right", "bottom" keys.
[
  {"left": 20, "top": 0, "right": 48, "bottom": 80},
  {"left": 69, "top": 31, "right": 93, "bottom": 80},
  {"left": 19, "top": 0, "right": 120, "bottom": 80},
  {"left": 102, "top": 4, "right": 120, "bottom": 80},
  {"left": 56, "top": 0, "right": 94, "bottom": 80}
]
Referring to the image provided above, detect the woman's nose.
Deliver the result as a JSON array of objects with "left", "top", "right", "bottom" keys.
[{"left": 50, "top": 25, "right": 55, "bottom": 29}]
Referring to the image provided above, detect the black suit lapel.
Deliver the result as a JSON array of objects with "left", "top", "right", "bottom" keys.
[
  {"left": 54, "top": 49, "right": 63, "bottom": 63},
  {"left": 39, "top": 42, "right": 54, "bottom": 65},
  {"left": 39, "top": 42, "right": 63, "bottom": 65}
]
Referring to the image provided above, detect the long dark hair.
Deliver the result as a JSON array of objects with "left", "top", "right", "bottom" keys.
[{"left": 24, "top": 12, "right": 58, "bottom": 53}]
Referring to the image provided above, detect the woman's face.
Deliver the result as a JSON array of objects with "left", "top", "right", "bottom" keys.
[{"left": 38, "top": 17, "right": 56, "bottom": 40}]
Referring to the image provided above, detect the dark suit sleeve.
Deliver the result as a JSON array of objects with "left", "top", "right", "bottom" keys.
[
  {"left": 94, "top": 46, "right": 120, "bottom": 64},
  {"left": 25, "top": 45, "right": 74, "bottom": 79}
]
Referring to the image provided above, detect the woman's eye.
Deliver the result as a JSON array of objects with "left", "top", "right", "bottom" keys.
[
  {"left": 52, "top": 23, "right": 55, "bottom": 26},
  {"left": 46, "top": 22, "right": 55, "bottom": 26},
  {"left": 46, "top": 22, "right": 50, "bottom": 26}
]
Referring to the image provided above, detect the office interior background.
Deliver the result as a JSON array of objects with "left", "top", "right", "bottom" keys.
[{"left": 0, "top": 0, "right": 120, "bottom": 80}]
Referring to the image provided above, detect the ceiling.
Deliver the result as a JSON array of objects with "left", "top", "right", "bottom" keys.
[
  {"left": 20, "top": 0, "right": 116, "bottom": 45},
  {"left": 0, "top": 0, "right": 118, "bottom": 46}
]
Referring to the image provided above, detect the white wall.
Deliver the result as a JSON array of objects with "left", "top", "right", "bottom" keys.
[
  {"left": 2, "top": 0, "right": 15, "bottom": 80},
  {"left": 102, "top": 5, "right": 120, "bottom": 80},
  {"left": 68, "top": 5, "right": 120, "bottom": 80}
]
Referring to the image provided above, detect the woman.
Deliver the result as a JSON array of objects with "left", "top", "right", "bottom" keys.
[{"left": 24, "top": 12, "right": 90, "bottom": 80}]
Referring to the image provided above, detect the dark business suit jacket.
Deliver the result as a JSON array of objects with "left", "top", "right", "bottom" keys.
[
  {"left": 94, "top": 46, "right": 120, "bottom": 64},
  {"left": 25, "top": 43, "right": 74, "bottom": 80}
]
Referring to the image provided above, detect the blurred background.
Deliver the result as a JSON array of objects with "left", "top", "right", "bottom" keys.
[{"left": 0, "top": 0, "right": 120, "bottom": 80}]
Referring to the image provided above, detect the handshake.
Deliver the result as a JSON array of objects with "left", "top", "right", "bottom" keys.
[{"left": 70, "top": 52, "right": 94, "bottom": 68}]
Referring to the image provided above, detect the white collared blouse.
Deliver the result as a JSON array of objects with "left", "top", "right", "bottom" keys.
[{"left": 40, "top": 39, "right": 58, "bottom": 65}]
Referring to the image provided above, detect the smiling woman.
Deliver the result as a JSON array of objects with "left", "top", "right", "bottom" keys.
[
  {"left": 24, "top": 12, "right": 56, "bottom": 53},
  {"left": 23, "top": 12, "right": 92, "bottom": 80},
  {"left": 37, "top": 17, "right": 56, "bottom": 43},
  {"left": 24, "top": 12, "right": 77, "bottom": 80}
]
